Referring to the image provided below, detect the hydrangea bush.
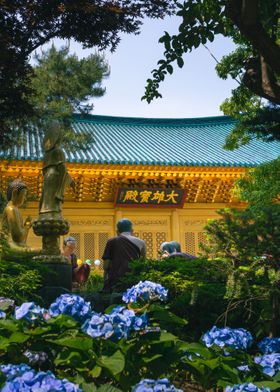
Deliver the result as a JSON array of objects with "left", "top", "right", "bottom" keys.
[
  {"left": 0, "top": 364, "right": 81, "bottom": 392},
  {"left": 82, "top": 305, "right": 148, "bottom": 340},
  {"left": 0, "top": 283, "right": 278, "bottom": 392},
  {"left": 202, "top": 326, "right": 253, "bottom": 351},
  {"left": 49, "top": 294, "right": 92, "bottom": 322},
  {"left": 132, "top": 378, "right": 182, "bottom": 391},
  {"left": 254, "top": 353, "right": 280, "bottom": 376},
  {"left": 14, "top": 302, "right": 46, "bottom": 322},
  {"left": 258, "top": 337, "right": 280, "bottom": 354},
  {"left": 122, "top": 280, "right": 168, "bottom": 304},
  {"left": 225, "top": 383, "right": 270, "bottom": 392}
]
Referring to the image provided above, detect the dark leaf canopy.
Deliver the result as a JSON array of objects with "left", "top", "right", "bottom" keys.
[{"left": 0, "top": 0, "right": 175, "bottom": 149}]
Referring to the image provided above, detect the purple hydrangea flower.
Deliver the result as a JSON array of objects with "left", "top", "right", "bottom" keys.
[
  {"left": 132, "top": 378, "right": 182, "bottom": 391},
  {"left": 202, "top": 326, "right": 253, "bottom": 351},
  {"left": 122, "top": 281, "right": 168, "bottom": 304},
  {"left": 49, "top": 294, "right": 92, "bottom": 322},
  {"left": 0, "top": 365, "right": 82, "bottom": 392},
  {"left": 24, "top": 350, "right": 48, "bottom": 365},
  {"left": 14, "top": 302, "right": 45, "bottom": 322},
  {"left": 254, "top": 353, "right": 280, "bottom": 377},
  {"left": 258, "top": 337, "right": 280, "bottom": 354},
  {"left": 0, "top": 309, "right": 6, "bottom": 318},
  {"left": 225, "top": 383, "right": 270, "bottom": 392}
]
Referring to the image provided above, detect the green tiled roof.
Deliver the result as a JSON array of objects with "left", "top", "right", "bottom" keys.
[{"left": 1, "top": 114, "right": 279, "bottom": 167}]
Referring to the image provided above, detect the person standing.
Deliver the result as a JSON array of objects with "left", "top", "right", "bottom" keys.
[
  {"left": 62, "top": 236, "right": 90, "bottom": 285},
  {"left": 102, "top": 218, "right": 146, "bottom": 292}
]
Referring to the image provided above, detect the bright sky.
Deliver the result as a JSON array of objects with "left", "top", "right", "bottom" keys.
[{"left": 52, "top": 15, "right": 237, "bottom": 119}]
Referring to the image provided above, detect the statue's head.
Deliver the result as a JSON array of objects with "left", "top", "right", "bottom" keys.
[
  {"left": 7, "top": 180, "right": 27, "bottom": 207},
  {"left": 43, "top": 121, "right": 63, "bottom": 152},
  {"left": 117, "top": 218, "right": 132, "bottom": 234}
]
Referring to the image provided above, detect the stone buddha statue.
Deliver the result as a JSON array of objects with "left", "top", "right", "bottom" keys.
[
  {"left": 39, "top": 124, "right": 74, "bottom": 219},
  {"left": 1, "top": 179, "right": 33, "bottom": 251}
]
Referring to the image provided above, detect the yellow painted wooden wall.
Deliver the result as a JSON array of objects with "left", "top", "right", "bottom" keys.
[{"left": 22, "top": 201, "right": 234, "bottom": 263}]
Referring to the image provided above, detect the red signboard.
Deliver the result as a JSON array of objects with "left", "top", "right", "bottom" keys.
[{"left": 114, "top": 188, "right": 186, "bottom": 208}]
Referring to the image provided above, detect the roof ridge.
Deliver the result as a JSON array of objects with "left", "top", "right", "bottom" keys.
[{"left": 73, "top": 113, "right": 236, "bottom": 127}]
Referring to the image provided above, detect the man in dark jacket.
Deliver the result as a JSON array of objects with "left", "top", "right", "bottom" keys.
[{"left": 102, "top": 219, "right": 146, "bottom": 292}]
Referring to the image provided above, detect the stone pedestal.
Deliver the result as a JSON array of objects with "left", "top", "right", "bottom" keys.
[{"left": 33, "top": 216, "right": 72, "bottom": 300}]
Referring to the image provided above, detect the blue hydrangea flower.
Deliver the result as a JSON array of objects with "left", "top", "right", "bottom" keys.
[
  {"left": 225, "top": 383, "right": 270, "bottom": 392},
  {"left": 132, "top": 378, "right": 182, "bottom": 391},
  {"left": 0, "top": 365, "right": 82, "bottom": 392},
  {"left": 122, "top": 281, "right": 168, "bottom": 304},
  {"left": 254, "top": 353, "right": 280, "bottom": 377},
  {"left": 82, "top": 313, "right": 113, "bottom": 339},
  {"left": 14, "top": 302, "right": 45, "bottom": 323},
  {"left": 258, "top": 337, "right": 280, "bottom": 354},
  {"left": 49, "top": 294, "right": 92, "bottom": 322},
  {"left": 82, "top": 306, "right": 148, "bottom": 341},
  {"left": 0, "top": 309, "right": 6, "bottom": 318},
  {"left": 202, "top": 326, "right": 253, "bottom": 351},
  {"left": 237, "top": 364, "right": 250, "bottom": 372},
  {"left": 0, "top": 364, "right": 32, "bottom": 381}
]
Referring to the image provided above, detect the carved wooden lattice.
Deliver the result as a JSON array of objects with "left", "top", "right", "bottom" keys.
[
  {"left": 184, "top": 232, "right": 195, "bottom": 256},
  {"left": 156, "top": 232, "right": 167, "bottom": 258},
  {"left": 98, "top": 233, "right": 109, "bottom": 268},
  {"left": 69, "top": 232, "right": 81, "bottom": 258},
  {"left": 142, "top": 232, "right": 153, "bottom": 259},
  {"left": 197, "top": 232, "right": 207, "bottom": 253},
  {"left": 84, "top": 233, "right": 95, "bottom": 262}
]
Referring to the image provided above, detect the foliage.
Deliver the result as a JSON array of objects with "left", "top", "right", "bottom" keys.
[
  {"left": 0, "top": 259, "right": 43, "bottom": 304},
  {"left": 80, "top": 270, "right": 104, "bottom": 293},
  {"left": 203, "top": 204, "right": 280, "bottom": 336},
  {"left": 0, "top": 293, "right": 186, "bottom": 391},
  {"left": 117, "top": 257, "right": 228, "bottom": 340},
  {"left": 142, "top": 0, "right": 280, "bottom": 149},
  {"left": 1, "top": 291, "right": 280, "bottom": 391},
  {"left": 234, "top": 157, "right": 280, "bottom": 206},
  {"left": 0, "top": 236, "right": 50, "bottom": 304},
  {"left": 27, "top": 45, "right": 110, "bottom": 149},
  {"left": 0, "top": 0, "right": 175, "bottom": 150}
]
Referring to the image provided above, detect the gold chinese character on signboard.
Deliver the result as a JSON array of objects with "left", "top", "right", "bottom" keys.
[
  {"left": 165, "top": 190, "right": 179, "bottom": 203},
  {"left": 151, "top": 190, "right": 165, "bottom": 204},
  {"left": 139, "top": 190, "right": 153, "bottom": 203},
  {"left": 123, "top": 190, "right": 139, "bottom": 203}
]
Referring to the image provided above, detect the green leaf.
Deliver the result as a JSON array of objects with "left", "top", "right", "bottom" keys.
[
  {"left": 167, "top": 64, "right": 173, "bottom": 74},
  {"left": 81, "top": 382, "right": 98, "bottom": 392},
  {"left": 143, "top": 354, "right": 163, "bottom": 363},
  {"left": 254, "top": 381, "right": 280, "bottom": 391},
  {"left": 8, "top": 331, "right": 30, "bottom": 344},
  {"left": 54, "top": 350, "right": 83, "bottom": 367},
  {"left": 99, "top": 350, "right": 125, "bottom": 375},
  {"left": 177, "top": 57, "right": 184, "bottom": 68},
  {"left": 0, "top": 320, "right": 19, "bottom": 332},
  {"left": 97, "top": 385, "right": 122, "bottom": 392},
  {"left": 181, "top": 342, "right": 213, "bottom": 359},
  {"left": 90, "top": 366, "right": 102, "bottom": 378},
  {"left": 47, "top": 335, "right": 93, "bottom": 351}
]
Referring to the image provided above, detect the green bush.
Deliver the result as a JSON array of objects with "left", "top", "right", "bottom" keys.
[{"left": 117, "top": 257, "right": 228, "bottom": 340}]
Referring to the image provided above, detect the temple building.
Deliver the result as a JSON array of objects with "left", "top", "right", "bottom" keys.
[{"left": 0, "top": 114, "right": 278, "bottom": 260}]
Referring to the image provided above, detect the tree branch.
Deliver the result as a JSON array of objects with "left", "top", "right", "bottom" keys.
[{"left": 226, "top": 0, "right": 280, "bottom": 75}]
